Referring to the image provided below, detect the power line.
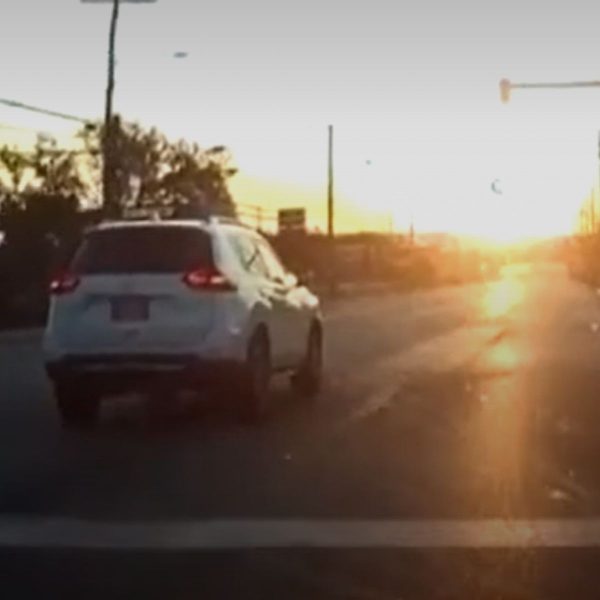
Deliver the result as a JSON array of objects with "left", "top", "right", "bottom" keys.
[{"left": 0, "top": 98, "right": 93, "bottom": 125}]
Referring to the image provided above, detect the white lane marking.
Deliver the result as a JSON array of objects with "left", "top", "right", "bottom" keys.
[
  {"left": 343, "top": 382, "right": 401, "bottom": 424},
  {"left": 351, "top": 325, "right": 502, "bottom": 389},
  {"left": 2, "top": 518, "right": 600, "bottom": 549},
  {"left": 333, "top": 324, "right": 503, "bottom": 428}
]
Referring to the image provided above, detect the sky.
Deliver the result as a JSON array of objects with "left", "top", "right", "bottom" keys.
[{"left": 2, "top": 0, "right": 600, "bottom": 240}]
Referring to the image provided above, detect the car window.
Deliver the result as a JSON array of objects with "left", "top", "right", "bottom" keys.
[
  {"left": 70, "top": 227, "right": 213, "bottom": 274},
  {"left": 256, "top": 238, "right": 287, "bottom": 281},
  {"left": 228, "top": 232, "right": 269, "bottom": 278}
]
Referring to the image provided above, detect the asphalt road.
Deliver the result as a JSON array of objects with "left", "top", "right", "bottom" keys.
[{"left": 4, "top": 262, "right": 600, "bottom": 598}]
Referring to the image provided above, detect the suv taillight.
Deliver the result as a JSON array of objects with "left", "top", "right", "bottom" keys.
[
  {"left": 49, "top": 272, "right": 80, "bottom": 295},
  {"left": 182, "top": 267, "right": 235, "bottom": 292}
]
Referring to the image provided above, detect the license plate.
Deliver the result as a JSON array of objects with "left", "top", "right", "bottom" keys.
[{"left": 111, "top": 296, "right": 149, "bottom": 322}]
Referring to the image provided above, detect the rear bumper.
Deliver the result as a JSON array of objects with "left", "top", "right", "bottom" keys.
[{"left": 45, "top": 354, "right": 243, "bottom": 391}]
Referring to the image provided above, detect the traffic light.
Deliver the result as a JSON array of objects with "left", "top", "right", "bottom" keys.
[{"left": 500, "top": 78, "right": 511, "bottom": 103}]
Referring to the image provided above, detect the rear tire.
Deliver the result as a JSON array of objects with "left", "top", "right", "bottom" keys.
[
  {"left": 291, "top": 324, "right": 323, "bottom": 399},
  {"left": 55, "top": 383, "right": 100, "bottom": 429},
  {"left": 237, "top": 329, "right": 271, "bottom": 423}
]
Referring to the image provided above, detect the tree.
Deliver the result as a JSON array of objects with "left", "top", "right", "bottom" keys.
[
  {"left": 157, "top": 140, "right": 236, "bottom": 216},
  {"left": 81, "top": 116, "right": 237, "bottom": 216},
  {"left": 30, "top": 137, "right": 88, "bottom": 199},
  {"left": 0, "top": 140, "right": 83, "bottom": 326},
  {"left": 0, "top": 146, "right": 31, "bottom": 199},
  {"left": 0, "top": 120, "right": 238, "bottom": 325},
  {"left": 0, "top": 135, "right": 85, "bottom": 242}
]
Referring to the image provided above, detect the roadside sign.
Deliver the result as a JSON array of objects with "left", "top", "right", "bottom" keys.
[{"left": 278, "top": 208, "right": 306, "bottom": 233}]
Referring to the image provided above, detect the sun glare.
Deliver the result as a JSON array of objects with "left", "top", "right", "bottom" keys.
[{"left": 483, "top": 276, "right": 526, "bottom": 320}]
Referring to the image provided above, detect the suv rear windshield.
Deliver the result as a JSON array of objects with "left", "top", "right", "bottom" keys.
[{"left": 70, "top": 226, "right": 214, "bottom": 274}]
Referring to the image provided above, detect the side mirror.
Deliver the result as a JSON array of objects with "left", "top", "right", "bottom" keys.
[
  {"left": 295, "top": 270, "right": 314, "bottom": 288},
  {"left": 283, "top": 272, "right": 298, "bottom": 288}
]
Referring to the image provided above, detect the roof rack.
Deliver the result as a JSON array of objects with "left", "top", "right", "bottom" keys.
[
  {"left": 121, "top": 206, "right": 174, "bottom": 221},
  {"left": 209, "top": 215, "right": 258, "bottom": 230},
  {"left": 208, "top": 215, "right": 240, "bottom": 226},
  {"left": 98, "top": 207, "right": 254, "bottom": 230}
]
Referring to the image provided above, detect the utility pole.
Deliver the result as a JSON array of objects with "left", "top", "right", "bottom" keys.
[
  {"left": 0, "top": 98, "right": 91, "bottom": 125},
  {"left": 327, "top": 124, "right": 336, "bottom": 294},
  {"left": 257, "top": 206, "right": 263, "bottom": 231},
  {"left": 105, "top": 0, "right": 119, "bottom": 133},
  {"left": 327, "top": 124, "right": 334, "bottom": 239},
  {"left": 596, "top": 130, "right": 600, "bottom": 234},
  {"left": 102, "top": 0, "right": 120, "bottom": 218},
  {"left": 82, "top": 0, "right": 157, "bottom": 217},
  {"left": 500, "top": 77, "right": 600, "bottom": 240}
]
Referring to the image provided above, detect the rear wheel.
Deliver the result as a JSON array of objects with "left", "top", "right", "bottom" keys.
[
  {"left": 55, "top": 382, "right": 100, "bottom": 429},
  {"left": 291, "top": 324, "right": 323, "bottom": 399},
  {"left": 237, "top": 330, "right": 271, "bottom": 423}
]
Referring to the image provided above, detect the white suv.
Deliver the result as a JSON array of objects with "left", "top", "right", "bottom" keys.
[{"left": 43, "top": 217, "right": 323, "bottom": 426}]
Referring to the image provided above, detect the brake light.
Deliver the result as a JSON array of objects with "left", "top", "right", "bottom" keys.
[
  {"left": 49, "top": 272, "right": 80, "bottom": 295},
  {"left": 182, "top": 267, "right": 235, "bottom": 291}
]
